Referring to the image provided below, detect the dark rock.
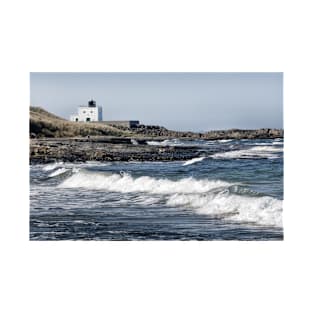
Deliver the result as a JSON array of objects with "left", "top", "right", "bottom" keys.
[{"left": 30, "top": 137, "right": 202, "bottom": 164}]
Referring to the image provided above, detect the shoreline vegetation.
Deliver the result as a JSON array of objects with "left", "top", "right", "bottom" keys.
[{"left": 30, "top": 106, "right": 283, "bottom": 164}]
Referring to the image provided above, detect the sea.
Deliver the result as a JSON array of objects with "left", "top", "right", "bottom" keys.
[{"left": 30, "top": 138, "right": 283, "bottom": 240}]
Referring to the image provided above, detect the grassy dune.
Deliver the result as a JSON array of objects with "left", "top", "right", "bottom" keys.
[{"left": 30, "top": 107, "right": 132, "bottom": 138}]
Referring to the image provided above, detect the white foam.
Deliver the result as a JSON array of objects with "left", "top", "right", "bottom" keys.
[
  {"left": 48, "top": 167, "right": 70, "bottom": 177},
  {"left": 147, "top": 139, "right": 226, "bottom": 147},
  {"left": 146, "top": 139, "right": 204, "bottom": 147},
  {"left": 80, "top": 162, "right": 110, "bottom": 168},
  {"left": 42, "top": 162, "right": 64, "bottom": 171},
  {"left": 167, "top": 193, "right": 283, "bottom": 227},
  {"left": 131, "top": 139, "right": 139, "bottom": 145},
  {"left": 146, "top": 139, "right": 182, "bottom": 146},
  {"left": 211, "top": 145, "right": 283, "bottom": 159},
  {"left": 249, "top": 142, "right": 272, "bottom": 146},
  {"left": 59, "top": 171, "right": 232, "bottom": 194},
  {"left": 250, "top": 146, "right": 283, "bottom": 152},
  {"left": 85, "top": 161, "right": 101, "bottom": 165},
  {"left": 147, "top": 140, "right": 168, "bottom": 146},
  {"left": 183, "top": 156, "right": 206, "bottom": 166},
  {"left": 218, "top": 139, "right": 233, "bottom": 143}
]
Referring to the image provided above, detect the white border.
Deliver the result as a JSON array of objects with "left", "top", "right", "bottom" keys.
[{"left": 1, "top": 1, "right": 312, "bottom": 312}]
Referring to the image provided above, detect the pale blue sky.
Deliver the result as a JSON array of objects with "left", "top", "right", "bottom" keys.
[{"left": 30, "top": 72, "right": 283, "bottom": 131}]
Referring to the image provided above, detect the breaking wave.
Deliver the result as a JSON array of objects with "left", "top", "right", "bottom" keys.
[
  {"left": 58, "top": 170, "right": 282, "bottom": 227},
  {"left": 183, "top": 156, "right": 206, "bottom": 166},
  {"left": 167, "top": 193, "right": 282, "bottom": 227},
  {"left": 48, "top": 167, "right": 70, "bottom": 177},
  {"left": 59, "top": 170, "right": 232, "bottom": 194},
  {"left": 42, "top": 162, "right": 64, "bottom": 171},
  {"left": 218, "top": 139, "right": 233, "bottom": 143},
  {"left": 211, "top": 146, "right": 283, "bottom": 159}
]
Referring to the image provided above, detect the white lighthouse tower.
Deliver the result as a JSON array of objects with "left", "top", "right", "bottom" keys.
[{"left": 70, "top": 100, "right": 103, "bottom": 122}]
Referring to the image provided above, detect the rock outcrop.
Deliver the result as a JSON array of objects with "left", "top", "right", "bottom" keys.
[
  {"left": 109, "top": 124, "right": 283, "bottom": 140},
  {"left": 30, "top": 138, "right": 202, "bottom": 164}
]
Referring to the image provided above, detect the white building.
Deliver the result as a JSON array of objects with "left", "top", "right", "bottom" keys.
[{"left": 70, "top": 100, "right": 103, "bottom": 122}]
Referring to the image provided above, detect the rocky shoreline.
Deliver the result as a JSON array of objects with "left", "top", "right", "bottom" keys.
[
  {"left": 29, "top": 129, "right": 283, "bottom": 164},
  {"left": 30, "top": 137, "right": 202, "bottom": 164}
]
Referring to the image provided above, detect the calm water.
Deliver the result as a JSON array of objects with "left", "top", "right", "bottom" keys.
[{"left": 30, "top": 138, "right": 283, "bottom": 240}]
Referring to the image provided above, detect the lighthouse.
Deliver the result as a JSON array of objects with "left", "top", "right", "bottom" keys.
[{"left": 70, "top": 99, "right": 103, "bottom": 122}]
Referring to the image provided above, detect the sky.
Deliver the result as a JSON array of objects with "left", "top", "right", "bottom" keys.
[{"left": 30, "top": 72, "right": 283, "bottom": 131}]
